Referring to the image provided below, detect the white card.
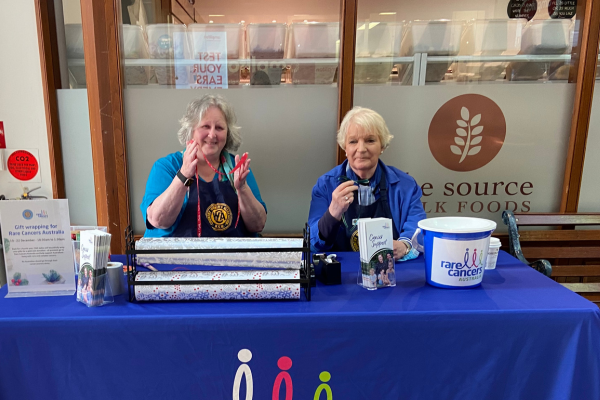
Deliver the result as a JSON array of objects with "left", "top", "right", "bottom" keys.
[{"left": 0, "top": 200, "right": 75, "bottom": 297}]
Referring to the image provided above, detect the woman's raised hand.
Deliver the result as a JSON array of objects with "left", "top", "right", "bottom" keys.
[
  {"left": 328, "top": 180, "right": 358, "bottom": 220},
  {"left": 233, "top": 152, "right": 251, "bottom": 191},
  {"left": 181, "top": 139, "right": 198, "bottom": 179}
]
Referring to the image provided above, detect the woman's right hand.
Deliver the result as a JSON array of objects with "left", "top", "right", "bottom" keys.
[
  {"left": 328, "top": 180, "right": 359, "bottom": 220},
  {"left": 180, "top": 139, "right": 198, "bottom": 179}
]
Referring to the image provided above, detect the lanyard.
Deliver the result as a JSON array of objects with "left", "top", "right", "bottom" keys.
[
  {"left": 337, "top": 175, "right": 369, "bottom": 229},
  {"left": 194, "top": 153, "right": 245, "bottom": 237}
]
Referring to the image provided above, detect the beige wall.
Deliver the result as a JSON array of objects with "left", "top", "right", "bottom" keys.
[{"left": 0, "top": 1, "right": 53, "bottom": 200}]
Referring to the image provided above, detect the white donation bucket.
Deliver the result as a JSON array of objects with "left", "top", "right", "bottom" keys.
[{"left": 418, "top": 217, "right": 496, "bottom": 288}]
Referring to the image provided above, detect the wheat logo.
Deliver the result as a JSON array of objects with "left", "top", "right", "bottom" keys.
[
  {"left": 429, "top": 94, "right": 506, "bottom": 172},
  {"left": 452, "top": 107, "right": 483, "bottom": 163}
]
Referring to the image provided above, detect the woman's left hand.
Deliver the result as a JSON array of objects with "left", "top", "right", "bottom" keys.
[
  {"left": 393, "top": 241, "right": 408, "bottom": 260},
  {"left": 233, "top": 152, "right": 251, "bottom": 191}
]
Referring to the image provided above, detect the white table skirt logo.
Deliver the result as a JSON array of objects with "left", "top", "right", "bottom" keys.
[{"left": 232, "top": 349, "right": 334, "bottom": 400}]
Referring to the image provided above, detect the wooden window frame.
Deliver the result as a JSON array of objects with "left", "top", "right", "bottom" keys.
[
  {"left": 34, "top": 0, "right": 600, "bottom": 250},
  {"left": 35, "top": 0, "right": 66, "bottom": 199}
]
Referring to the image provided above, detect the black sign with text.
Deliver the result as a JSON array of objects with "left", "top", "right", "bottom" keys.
[
  {"left": 549, "top": 0, "right": 577, "bottom": 19},
  {"left": 507, "top": 0, "right": 537, "bottom": 21}
]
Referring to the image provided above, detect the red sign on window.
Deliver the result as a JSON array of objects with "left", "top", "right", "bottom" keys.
[
  {"left": 0, "top": 121, "right": 5, "bottom": 149},
  {"left": 7, "top": 150, "right": 39, "bottom": 181}
]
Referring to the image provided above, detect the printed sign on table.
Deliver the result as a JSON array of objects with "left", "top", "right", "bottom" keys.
[
  {"left": 0, "top": 199, "right": 75, "bottom": 297},
  {"left": 186, "top": 31, "right": 228, "bottom": 89}
]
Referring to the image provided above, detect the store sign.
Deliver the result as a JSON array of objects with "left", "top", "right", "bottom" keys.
[
  {"left": 187, "top": 32, "right": 228, "bottom": 89},
  {"left": 549, "top": 0, "right": 577, "bottom": 19},
  {"left": 422, "top": 94, "right": 533, "bottom": 218},
  {"left": 5, "top": 149, "right": 40, "bottom": 182},
  {"left": 428, "top": 94, "right": 506, "bottom": 172},
  {"left": 0, "top": 199, "right": 75, "bottom": 297},
  {"left": 359, "top": 84, "right": 572, "bottom": 230},
  {"left": 507, "top": 0, "right": 538, "bottom": 20}
]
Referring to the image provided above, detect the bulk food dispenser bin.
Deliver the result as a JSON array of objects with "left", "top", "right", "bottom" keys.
[
  {"left": 398, "top": 20, "right": 465, "bottom": 84},
  {"left": 453, "top": 19, "right": 525, "bottom": 82},
  {"left": 355, "top": 21, "right": 404, "bottom": 84},
  {"left": 247, "top": 23, "right": 287, "bottom": 85},
  {"left": 289, "top": 22, "right": 339, "bottom": 85}
]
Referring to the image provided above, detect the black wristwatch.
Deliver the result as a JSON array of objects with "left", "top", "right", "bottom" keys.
[{"left": 176, "top": 169, "right": 194, "bottom": 187}]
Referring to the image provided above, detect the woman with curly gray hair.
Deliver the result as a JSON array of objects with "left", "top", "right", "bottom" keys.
[{"left": 141, "top": 94, "right": 267, "bottom": 237}]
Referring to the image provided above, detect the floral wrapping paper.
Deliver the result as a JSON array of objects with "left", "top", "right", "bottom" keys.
[
  {"left": 134, "top": 270, "right": 301, "bottom": 301},
  {"left": 135, "top": 237, "right": 304, "bottom": 270}
]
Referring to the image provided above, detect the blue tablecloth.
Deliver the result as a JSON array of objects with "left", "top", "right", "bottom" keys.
[{"left": 0, "top": 251, "right": 599, "bottom": 400}]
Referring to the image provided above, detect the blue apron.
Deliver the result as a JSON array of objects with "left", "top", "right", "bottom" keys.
[
  {"left": 172, "top": 174, "right": 249, "bottom": 237},
  {"left": 333, "top": 170, "right": 399, "bottom": 251}
]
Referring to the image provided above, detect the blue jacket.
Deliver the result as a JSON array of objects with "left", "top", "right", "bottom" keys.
[
  {"left": 141, "top": 151, "right": 266, "bottom": 237},
  {"left": 308, "top": 160, "right": 426, "bottom": 252}
]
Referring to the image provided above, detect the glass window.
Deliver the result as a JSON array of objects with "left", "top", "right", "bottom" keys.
[
  {"left": 578, "top": 41, "right": 600, "bottom": 213},
  {"left": 121, "top": 0, "right": 343, "bottom": 235},
  {"left": 56, "top": 0, "right": 97, "bottom": 225},
  {"left": 353, "top": 0, "right": 578, "bottom": 229}
]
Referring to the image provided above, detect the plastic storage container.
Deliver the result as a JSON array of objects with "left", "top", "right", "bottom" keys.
[
  {"left": 486, "top": 237, "right": 502, "bottom": 270},
  {"left": 65, "top": 24, "right": 86, "bottom": 87},
  {"left": 290, "top": 22, "right": 339, "bottom": 58},
  {"left": 146, "top": 24, "right": 189, "bottom": 85},
  {"left": 289, "top": 22, "right": 339, "bottom": 85},
  {"left": 418, "top": 217, "right": 496, "bottom": 288},
  {"left": 453, "top": 19, "right": 525, "bottom": 82},
  {"left": 507, "top": 19, "right": 573, "bottom": 81},
  {"left": 247, "top": 23, "right": 287, "bottom": 85},
  {"left": 122, "top": 25, "right": 149, "bottom": 85},
  {"left": 188, "top": 23, "right": 243, "bottom": 85},
  {"left": 355, "top": 21, "right": 404, "bottom": 84},
  {"left": 399, "top": 20, "right": 465, "bottom": 83}
]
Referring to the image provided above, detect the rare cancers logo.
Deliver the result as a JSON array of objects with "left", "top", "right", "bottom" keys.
[
  {"left": 428, "top": 94, "right": 506, "bottom": 172},
  {"left": 440, "top": 247, "right": 486, "bottom": 278}
]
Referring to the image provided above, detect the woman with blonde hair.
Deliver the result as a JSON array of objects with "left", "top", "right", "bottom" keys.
[
  {"left": 308, "top": 107, "right": 426, "bottom": 260},
  {"left": 141, "top": 94, "right": 266, "bottom": 237}
]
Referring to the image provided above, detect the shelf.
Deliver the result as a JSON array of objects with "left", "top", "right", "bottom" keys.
[{"left": 67, "top": 54, "right": 578, "bottom": 68}]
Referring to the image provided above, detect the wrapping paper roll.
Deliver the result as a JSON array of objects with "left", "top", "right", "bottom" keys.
[
  {"left": 135, "top": 237, "right": 303, "bottom": 269},
  {"left": 134, "top": 270, "right": 301, "bottom": 301}
]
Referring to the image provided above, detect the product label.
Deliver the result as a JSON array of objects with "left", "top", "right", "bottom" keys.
[{"left": 431, "top": 236, "right": 490, "bottom": 286}]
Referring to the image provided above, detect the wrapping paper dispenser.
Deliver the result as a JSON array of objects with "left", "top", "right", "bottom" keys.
[{"left": 124, "top": 225, "right": 312, "bottom": 301}]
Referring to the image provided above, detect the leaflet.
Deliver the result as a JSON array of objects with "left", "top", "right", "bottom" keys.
[{"left": 0, "top": 200, "right": 75, "bottom": 297}]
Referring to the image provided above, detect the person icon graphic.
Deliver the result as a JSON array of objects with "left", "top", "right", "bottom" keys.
[
  {"left": 233, "top": 349, "right": 253, "bottom": 400},
  {"left": 462, "top": 248, "right": 470, "bottom": 269},
  {"left": 313, "top": 371, "right": 333, "bottom": 400},
  {"left": 272, "top": 356, "right": 293, "bottom": 400}
]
